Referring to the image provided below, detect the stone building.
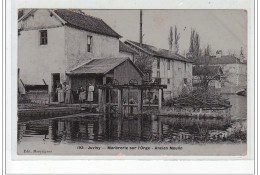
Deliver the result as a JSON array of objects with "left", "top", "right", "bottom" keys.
[
  {"left": 124, "top": 40, "right": 193, "bottom": 98},
  {"left": 18, "top": 9, "right": 137, "bottom": 102},
  {"left": 194, "top": 54, "right": 247, "bottom": 94}
]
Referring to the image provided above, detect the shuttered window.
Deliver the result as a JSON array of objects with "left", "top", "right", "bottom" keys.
[
  {"left": 157, "top": 58, "right": 160, "bottom": 69},
  {"left": 39, "top": 30, "right": 47, "bottom": 45},
  {"left": 87, "top": 36, "right": 93, "bottom": 52}
]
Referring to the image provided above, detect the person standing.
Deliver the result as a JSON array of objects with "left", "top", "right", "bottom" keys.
[
  {"left": 56, "top": 83, "right": 64, "bottom": 103},
  {"left": 87, "top": 83, "right": 94, "bottom": 102},
  {"left": 64, "top": 82, "right": 72, "bottom": 104},
  {"left": 87, "top": 82, "right": 95, "bottom": 112},
  {"left": 78, "top": 86, "right": 86, "bottom": 103}
]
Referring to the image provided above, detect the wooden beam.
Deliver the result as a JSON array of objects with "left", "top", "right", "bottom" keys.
[
  {"left": 137, "top": 89, "right": 143, "bottom": 113},
  {"left": 137, "top": 89, "right": 143, "bottom": 138},
  {"left": 98, "top": 89, "right": 103, "bottom": 112},
  {"left": 118, "top": 89, "right": 123, "bottom": 114},
  {"left": 117, "top": 89, "right": 123, "bottom": 138},
  {"left": 158, "top": 89, "right": 162, "bottom": 111}
]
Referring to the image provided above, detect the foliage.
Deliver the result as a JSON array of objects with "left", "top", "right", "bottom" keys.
[
  {"left": 134, "top": 53, "right": 154, "bottom": 78},
  {"left": 204, "top": 44, "right": 212, "bottom": 56}
]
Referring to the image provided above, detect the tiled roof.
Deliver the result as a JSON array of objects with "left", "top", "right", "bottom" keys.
[
  {"left": 194, "top": 55, "right": 245, "bottom": 65},
  {"left": 68, "top": 58, "right": 143, "bottom": 76},
  {"left": 125, "top": 40, "right": 193, "bottom": 63},
  {"left": 54, "top": 9, "right": 121, "bottom": 38},
  {"left": 119, "top": 41, "right": 138, "bottom": 54},
  {"left": 193, "top": 65, "right": 223, "bottom": 76}
]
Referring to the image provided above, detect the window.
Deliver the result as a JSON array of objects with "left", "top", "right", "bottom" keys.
[
  {"left": 184, "top": 62, "right": 187, "bottom": 72},
  {"left": 87, "top": 36, "right": 93, "bottom": 52},
  {"left": 157, "top": 58, "right": 160, "bottom": 69},
  {"left": 167, "top": 60, "right": 170, "bottom": 70},
  {"left": 167, "top": 78, "right": 170, "bottom": 84},
  {"left": 157, "top": 71, "right": 160, "bottom": 78},
  {"left": 39, "top": 30, "right": 47, "bottom": 45}
]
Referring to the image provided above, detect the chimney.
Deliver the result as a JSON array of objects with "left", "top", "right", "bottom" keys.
[
  {"left": 216, "top": 50, "right": 222, "bottom": 58},
  {"left": 139, "top": 10, "right": 143, "bottom": 47}
]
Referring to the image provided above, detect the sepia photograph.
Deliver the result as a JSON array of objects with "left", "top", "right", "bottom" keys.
[{"left": 17, "top": 9, "right": 247, "bottom": 156}]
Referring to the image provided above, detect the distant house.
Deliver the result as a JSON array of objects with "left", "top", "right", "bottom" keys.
[
  {"left": 194, "top": 54, "right": 247, "bottom": 93},
  {"left": 125, "top": 40, "right": 193, "bottom": 98},
  {"left": 18, "top": 9, "right": 138, "bottom": 102}
]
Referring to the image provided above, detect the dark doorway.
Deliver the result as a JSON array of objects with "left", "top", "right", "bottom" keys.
[
  {"left": 52, "top": 73, "right": 60, "bottom": 102},
  {"left": 106, "top": 77, "right": 113, "bottom": 103}
]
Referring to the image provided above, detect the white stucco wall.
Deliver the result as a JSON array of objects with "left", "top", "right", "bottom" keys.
[
  {"left": 151, "top": 57, "right": 192, "bottom": 98},
  {"left": 18, "top": 10, "right": 67, "bottom": 93},
  {"left": 217, "top": 63, "right": 247, "bottom": 93},
  {"left": 18, "top": 9, "right": 122, "bottom": 95},
  {"left": 64, "top": 26, "right": 120, "bottom": 70}
]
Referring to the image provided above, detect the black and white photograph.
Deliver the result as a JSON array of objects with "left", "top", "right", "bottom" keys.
[{"left": 17, "top": 9, "right": 247, "bottom": 156}]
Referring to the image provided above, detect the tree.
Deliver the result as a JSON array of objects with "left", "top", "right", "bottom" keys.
[
  {"left": 204, "top": 44, "right": 212, "bottom": 56},
  {"left": 168, "top": 25, "right": 180, "bottom": 53},
  {"left": 174, "top": 25, "right": 180, "bottom": 53},
  {"left": 168, "top": 26, "right": 173, "bottom": 51},
  {"left": 134, "top": 54, "right": 154, "bottom": 81},
  {"left": 189, "top": 29, "right": 201, "bottom": 59}
]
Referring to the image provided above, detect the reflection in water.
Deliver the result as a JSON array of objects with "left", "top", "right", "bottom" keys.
[
  {"left": 18, "top": 115, "right": 246, "bottom": 145},
  {"left": 17, "top": 95, "right": 247, "bottom": 145}
]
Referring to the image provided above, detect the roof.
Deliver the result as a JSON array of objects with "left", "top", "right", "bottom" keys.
[
  {"left": 125, "top": 40, "right": 193, "bottom": 63},
  {"left": 194, "top": 55, "right": 245, "bottom": 65},
  {"left": 19, "top": 9, "right": 121, "bottom": 38},
  {"left": 119, "top": 41, "right": 138, "bottom": 54},
  {"left": 68, "top": 57, "right": 143, "bottom": 76},
  {"left": 193, "top": 65, "right": 223, "bottom": 76}
]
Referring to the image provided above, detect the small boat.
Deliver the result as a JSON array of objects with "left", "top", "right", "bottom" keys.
[{"left": 236, "top": 89, "right": 246, "bottom": 96}]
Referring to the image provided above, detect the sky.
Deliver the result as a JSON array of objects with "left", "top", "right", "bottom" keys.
[{"left": 84, "top": 10, "right": 247, "bottom": 56}]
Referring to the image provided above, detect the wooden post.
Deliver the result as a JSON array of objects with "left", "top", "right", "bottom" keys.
[
  {"left": 158, "top": 116, "right": 162, "bottom": 141},
  {"left": 98, "top": 89, "right": 103, "bottom": 112},
  {"left": 118, "top": 89, "right": 123, "bottom": 114},
  {"left": 158, "top": 88, "right": 162, "bottom": 111},
  {"left": 137, "top": 88, "right": 143, "bottom": 138},
  {"left": 117, "top": 89, "right": 123, "bottom": 138},
  {"left": 137, "top": 88, "right": 143, "bottom": 113}
]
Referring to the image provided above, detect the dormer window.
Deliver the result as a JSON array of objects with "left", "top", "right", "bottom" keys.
[
  {"left": 39, "top": 30, "right": 47, "bottom": 45},
  {"left": 87, "top": 36, "right": 93, "bottom": 52}
]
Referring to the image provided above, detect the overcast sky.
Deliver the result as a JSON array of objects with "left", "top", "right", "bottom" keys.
[{"left": 84, "top": 10, "right": 247, "bottom": 56}]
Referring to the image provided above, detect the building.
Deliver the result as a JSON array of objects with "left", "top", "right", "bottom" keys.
[
  {"left": 124, "top": 40, "right": 193, "bottom": 98},
  {"left": 18, "top": 9, "right": 138, "bottom": 102},
  {"left": 194, "top": 54, "right": 247, "bottom": 93},
  {"left": 67, "top": 57, "right": 143, "bottom": 103},
  {"left": 119, "top": 41, "right": 138, "bottom": 62}
]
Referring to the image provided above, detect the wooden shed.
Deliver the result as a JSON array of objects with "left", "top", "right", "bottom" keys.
[{"left": 66, "top": 57, "right": 143, "bottom": 103}]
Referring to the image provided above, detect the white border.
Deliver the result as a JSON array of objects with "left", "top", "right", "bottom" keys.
[{"left": 4, "top": 0, "right": 256, "bottom": 174}]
